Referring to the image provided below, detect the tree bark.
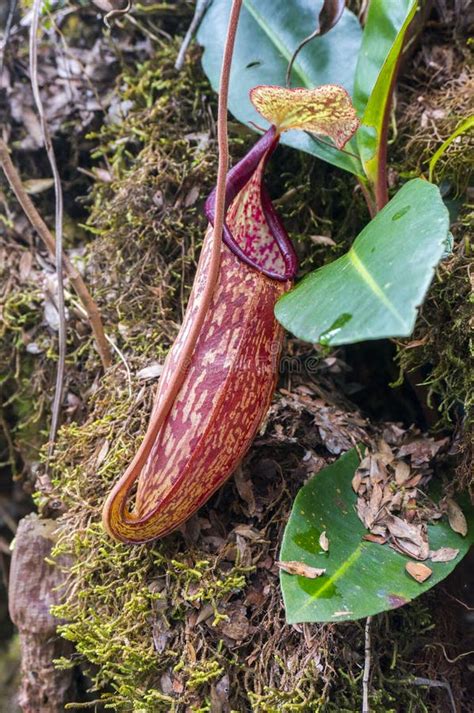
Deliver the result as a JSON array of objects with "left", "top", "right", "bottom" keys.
[{"left": 8, "top": 514, "right": 77, "bottom": 713}]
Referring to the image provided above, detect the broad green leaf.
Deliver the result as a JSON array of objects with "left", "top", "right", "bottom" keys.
[
  {"left": 280, "top": 449, "right": 473, "bottom": 623},
  {"left": 275, "top": 179, "right": 449, "bottom": 345},
  {"left": 353, "top": 0, "right": 415, "bottom": 114},
  {"left": 354, "top": 0, "right": 417, "bottom": 184},
  {"left": 197, "top": 0, "right": 363, "bottom": 174}
]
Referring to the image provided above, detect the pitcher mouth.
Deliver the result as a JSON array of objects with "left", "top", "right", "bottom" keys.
[{"left": 204, "top": 126, "right": 298, "bottom": 282}]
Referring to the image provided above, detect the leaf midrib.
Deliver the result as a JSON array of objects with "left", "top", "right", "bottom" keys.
[
  {"left": 347, "top": 247, "right": 406, "bottom": 328},
  {"left": 295, "top": 541, "right": 364, "bottom": 613}
]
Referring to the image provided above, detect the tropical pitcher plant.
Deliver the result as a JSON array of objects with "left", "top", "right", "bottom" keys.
[{"left": 102, "top": 81, "right": 358, "bottom": 543}]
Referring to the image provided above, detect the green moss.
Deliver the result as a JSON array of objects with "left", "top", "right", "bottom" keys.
[
  {"left": 0, "top": 635, "right": 21, "bottom": 713},
  {"left": 395, "top": 225, "right": 472, "bottom": 424},
  {"left": 48, "top": 364, "right": 450, "bottom": 710}
]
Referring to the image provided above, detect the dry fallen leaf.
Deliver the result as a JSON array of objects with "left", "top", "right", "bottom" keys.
[
  {"left": 363, "top": 533, "right": 387, "bottom": 545},
  {"left": 319, "top": 531, "right": 329, "bottom": 552},
  {"left": 369, "top": 456, "right": 386, "bottom": 483},
  {"left": 310, "top": 234, "right": 336, "bottom": 247},
  {"left": 398, "top": 437, "right": 448, "bottom": 464},
  {"left": 429, "top": 547, "right": 459, "bottom": 563},
  {"left": 368, "top": 482, "right": 383, "bottom": 516},
  {"left": 394, "top": 461, "right": 411, "bottom": 485},
  {"left": 370, "top": 525, "right": 387, "bottom": 537},
  {"left": 377, "top": 439, "right": 394, "bottom": 465},
  {"left": 391, "top": 537, "right": 429, "bottom": 561},
  {"left": 385, "top": 515, "right": 426, "bottom": 547},
  {"left": 446, "top": 498, "right": 468, "bottom": 536},
  {"left": 352, "top": 471, "right": 362, "bottom": 493},
  {"left": 136, "top": 363, "right": 164, "bottom": 381},
  {"left": 19, "top": 251, "right": 33, "bottom": 282},
  {"left": 406, "top": 561, "right": 432, "bottom": 583},
  {"left": 276, "top": 561, "right": 326, "bottom": 579},
  {"left": 404, "top": 473, "right": 423, "bottom": 488},
  {"left": 23, "top": 177, "right": 55, "bottom": 194}
]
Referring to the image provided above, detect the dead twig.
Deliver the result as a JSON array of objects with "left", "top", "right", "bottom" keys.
[
  {"left": 441, "top": 589, "right": 474, "bottom": 611},
  {"left": 0, "top": 140, "right": 112, "bottom": 372},
  {"left": 70, "top": 296, "right": 130, "bottom": 395},
  {"left": 0, "top": 0, "right": 18, "bottom": 79},
  {"left": 92, "top": 0, "right": 132, "bottom": 28},
  {"left": 30, "top": 0, "right": 66, "bottom": 458},
  {"left": 175, "top": 0, "right": 211, "bottom": 71},
  {"left": 362, "top": 615, "right": 372, "bottom": 713},
  {"left": 428, "top": 642, "right": 474, "bottom": 664},
  {"left": 411, "top": 677, "right": 457, "bottom": 713}
]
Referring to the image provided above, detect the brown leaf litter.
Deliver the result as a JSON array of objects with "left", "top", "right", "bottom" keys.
[
  {"left": 352, "top": 432, "right": 467, "bottom": 571},
  {"left": 276, "top": 561, "right": 326, "bottom": 579},
  {"left": 444, "top": 497, "right": 468, "bottom": 536},
  {"left": 406, "top": 561, "right": 432, "bottom": 583}
]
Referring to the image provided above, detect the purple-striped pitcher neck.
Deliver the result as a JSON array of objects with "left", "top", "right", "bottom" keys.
[{"left": 205, "top": 126, "right": 298, "bottom": 282}]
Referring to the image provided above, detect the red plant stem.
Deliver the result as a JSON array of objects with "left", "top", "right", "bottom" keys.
[
  {"left": 111, "top": 0, "right": 244, "bottom": 480},
  {"left": 155, "top": 0, "right": 243, "bottom": 421},
  {"left": 213, "top": 0, "right": 243, "bottom": 267},
  {"left": 358, "top": 178, "right": 376, "bottom": 219},
  {"left": 374, "top": 40, "right": 407, "bottom": 212}
]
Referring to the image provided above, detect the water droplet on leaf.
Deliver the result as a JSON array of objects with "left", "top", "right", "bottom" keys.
[{"left": 319, "top": 313, "right": 352, "bottom": 346}]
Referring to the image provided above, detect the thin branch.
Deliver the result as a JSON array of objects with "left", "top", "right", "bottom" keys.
[
  {"left": 429, "top": 642, "right": 474, "bottom": 664},
  {"left": 104, "top": 0, "right": 131, "bottom": 29},
  {"left": 0, "top": 139, "right": 112, "bottom": 371},
  {"left": 0, "top": 0, "right": 18, "bottom": 78},
  {"left": 411, "top": 677, "right": 456, "bottom": 713},
  {"left": 362, "top": 615, "right": 372, "bottom": 713},
  {"left": 175, "top": 0, "right": 211, "bottom": 71},
  {"left": 441, "top": 589, "right": 474, "bottom": 612},
  {"left": 70, "top": 296, "right": 128, "bottom": 394},
  {"left": 105, "top": 336, "right": 132, "bottom": 398},
  {"left": 30, "top": 0, "right": 66, "bottom": 457}
]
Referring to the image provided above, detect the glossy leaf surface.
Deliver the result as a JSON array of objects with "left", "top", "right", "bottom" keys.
[
  {"left": 280, "top": 449, "right": 473, "bottom": 623},
  {"left": 354, "top": 0, "right": 417, "bottom": 184},
  {"left": 197, "top": 0, "right": 363, "bottom": 174},
  {"left": 275, "top": 179, "right": 449, "bottom": 345},
  {"left": 353, "top": 0, "right": 416, "bottom": 114}
]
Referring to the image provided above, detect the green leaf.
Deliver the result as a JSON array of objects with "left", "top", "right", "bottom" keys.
[
  {"left": 280, "top": 449, "right": 473, "bottom": 623},
  {"left": 429, "top": 114, "right": 474, "bottom": 182},
  {"left": 275, "top": 179, "right": 449, "bottom": 345},
  {"left": 197, "top": 0, "right": 363, "bottom": 174},
  {"left": 354, "top": 0, "right": 417, "bottom": 184}
]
